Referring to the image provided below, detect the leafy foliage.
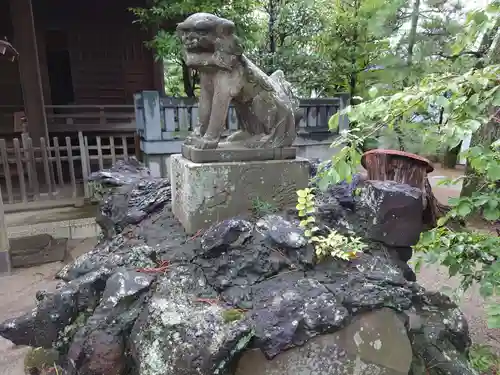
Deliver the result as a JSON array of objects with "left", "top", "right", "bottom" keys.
[
  {"left": 327, "top": 64, "right": 500, "bottom": 184},
  {"left": 251, "top": 197, "right": 278, "bottom": 217},
  {"left": 414, "top": 143, "right": 500, "bottom": 328},
  {"left": 469, "top": 344, "right": 500, "bottom": 374},
  {"left": 132, "top": 0, "right": 415, "bottom": 97},
  {"left": 323, "top": 2, "right": 500, "bottom": 331},
  {"left": 130, "top": 0, "right": 262, "bottom": 96},
  {"left": 296, "top": 188, "right": 366, "bottom": 260}
]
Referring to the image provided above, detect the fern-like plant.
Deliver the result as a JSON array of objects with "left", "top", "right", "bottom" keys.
[{"left": 296, "top": 188, "right": 366, "bottom": 260}]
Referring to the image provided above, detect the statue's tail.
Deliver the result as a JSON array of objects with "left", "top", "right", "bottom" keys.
[{"left": 269, "top": 70, "right": 302, "bottom": 128}]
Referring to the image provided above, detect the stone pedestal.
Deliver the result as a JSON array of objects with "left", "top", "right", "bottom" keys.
[{"left": 170, "top": 154, "right": 310, "bottom": 234}]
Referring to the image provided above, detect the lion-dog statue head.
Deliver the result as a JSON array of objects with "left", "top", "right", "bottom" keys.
[{"left": 177, "top": 13, "right": 244, "bottom": 71}]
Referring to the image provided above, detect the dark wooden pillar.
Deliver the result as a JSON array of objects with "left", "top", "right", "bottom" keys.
[
  {"left": 151, "top": 27, "right": 165, "bottom": 95},
  {"left": 9, "top": 0, "right": 47, "bottom": 141},
  {"left": 153, "top": 60, "right": 165, "bottom": 95}
]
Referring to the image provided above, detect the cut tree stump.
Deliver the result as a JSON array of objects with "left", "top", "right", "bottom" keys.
[{"left": 361, "top": 149, "right": 447, "bottom": 228}]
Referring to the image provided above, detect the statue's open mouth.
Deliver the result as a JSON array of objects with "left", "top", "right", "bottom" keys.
[{"left": 184, "top": 43, "right": 212, "bottom": 53}]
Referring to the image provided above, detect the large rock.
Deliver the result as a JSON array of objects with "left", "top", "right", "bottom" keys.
[
  {"left": 130, "top": 264, "right": 253, "bottom": 375},
  {"left": 91, "top": 158, "right": 171, "bottom": 240},
  {"left": 65, "top": 269, "right": 155, "bottom": 375},
  {"left": 362, "top": 180, "right": 423, "bottom": 247},
  {"left": 0, "top": 159, "right": 477, "bottom": 375},
  {"left": 236, "top": 308, "right": 412, "bottom": 375}
]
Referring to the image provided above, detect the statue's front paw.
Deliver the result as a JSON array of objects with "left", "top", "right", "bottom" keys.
[
  {"left": 192, "top": 126, "right": 204, "bottom": 137},
  {"left": 190, "top": 136, "right": 219, "bottom": 149}
]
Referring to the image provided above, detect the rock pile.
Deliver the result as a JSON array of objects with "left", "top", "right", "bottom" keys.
[{"left": 0, "top": 160, "right": 476, "bottom": 375}]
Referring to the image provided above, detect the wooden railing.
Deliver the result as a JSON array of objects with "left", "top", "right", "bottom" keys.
[
  {"left": 0, "top": 94, "right": 349, "bottom": 205},
  {"left": 0, "top": 132, "right": 135, "bottom": 206},
  {"left": 45, "top": 105, "right": 136, "bottom": 133}
]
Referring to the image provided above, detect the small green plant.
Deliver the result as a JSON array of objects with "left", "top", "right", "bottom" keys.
[
  {"left": 222, "top": 308, "right": 246, "bottom": 323},
  {"left": 469, "top": 344, "right": 500, "bottom": 374},
  {"left": 251, "top": 197, "right": 278, "bottom": 217},
  {"left": 23, "top": 347, "right": 59, "bottom": 375},
  {"left": 296, "top": 188, "right": 366, "bottom": 260},
  {"left": 415, "top": 226, "right": 500, "bottom": 328}
]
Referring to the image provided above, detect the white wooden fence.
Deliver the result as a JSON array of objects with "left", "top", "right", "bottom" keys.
[{"left": 0, "top": 132, "right": 135, "bottom": 207}]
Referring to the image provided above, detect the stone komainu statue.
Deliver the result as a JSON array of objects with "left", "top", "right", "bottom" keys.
[{"left": 177, "top": 13, "right": 300, "bottom": 150}]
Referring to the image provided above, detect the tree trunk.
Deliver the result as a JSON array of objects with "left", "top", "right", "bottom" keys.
[
  {"left": 442, "top": 142, "right": 461, "bottom": 169},
  {"left": 181, "top": 60, "right": 195, "bottom": 97},
  {"left": 460, "top": 115, "right": 500, "bottom": 197},
  {"left": 406, "top": 0, "right": 421, "bottom": 69},
  {"left": 349, "top": 0, "right": 359, "bottom": 104},
  {"left": 268, "top": 0, "right": 276, "bottom": 54},
  {"left": 390, "top": 0, "right": 421, "bottom": 151},
  {"left": 460, "top": 24, "right": 500, "bottom": 197}
]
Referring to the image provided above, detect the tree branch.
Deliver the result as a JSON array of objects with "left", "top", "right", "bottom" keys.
[{"left": 435, "top": 50, "right": 484, "bottom": 60}]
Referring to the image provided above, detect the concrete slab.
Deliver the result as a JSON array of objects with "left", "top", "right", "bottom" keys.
[
  {"left": 5, "top": 205, "right": 100, "bottom": 241},
  {"left": 9, "top": 235, "right": 67, "bottom": 268},
  {"left": 5, "top": 205, "right": 96, "bottom": 227}
]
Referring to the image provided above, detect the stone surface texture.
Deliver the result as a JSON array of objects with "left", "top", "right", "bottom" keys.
[
  {"left": 236, "top": 308, "right": 412, "bottom": 375},
  {"left": 170, "top": 154, "right": 310, "bottom": 234},
  {"left": 177, "top": 13, "right": 300, "bottom": 150},
  {"left": 181, "top": 144, "right": 297, "bottom": 163},
  {"left": 0, "top": 159, "right": 477, "bottom": 375},
  {"left": 361, "top": 180, "right": 424, "bottom": 247}
]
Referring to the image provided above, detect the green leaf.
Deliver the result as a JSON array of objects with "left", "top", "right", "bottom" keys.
[
  {"left": 435, "top": 95, "right": 449, "bottom": 109},
  {"left": 297, "top": 190, "right": 308, "bottom": 198},
  {"left": 326, "top": 168, "right": 341, "bottom": 185},
  {"left": 468, "top": 93, "right": 480, "bottom": 106},
  {"left": 487, "top": 164, "right": 500, "bottom": 180},
  {"left": 317, "top": 176, "right": 330, "bottom": 191},
  {"left": 437, "top": 216, "right": 448, "bottom": 227},
  {"left": 479, "top": 282, "right": 494, "bottom": 297},
  {"left": 448, "top": 261, "right": 460, "bottom": 277},
  {"left": 464, "top": 119, "right": 482, "bottom": 132},
  {"left": 368, "top": 86, "right": 378, "bottom": 98},
  {"left": 413, "top": 257, "right": 423, "bottom": 273},
  {"left": 328, "top": 113, "right": 340, "bottom": 132},
  {"left": 456, "top": 202, "right": 472, "bottom": 217},
  {"left": 483, "top": 208, "right": 500, "bottom": 221},
  {"left": 335, "top": 160, "right": 350, "bottom": 182},
  {"left": 474, "top": 196, "right": 491, "bottom": 206}
]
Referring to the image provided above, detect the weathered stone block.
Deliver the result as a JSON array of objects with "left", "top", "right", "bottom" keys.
[
  {"left": 361, "top": 180, "right": 423, "bottom": 247},
  {"left": 170, "top": 154, "right": 310, "bottom": 234}
]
